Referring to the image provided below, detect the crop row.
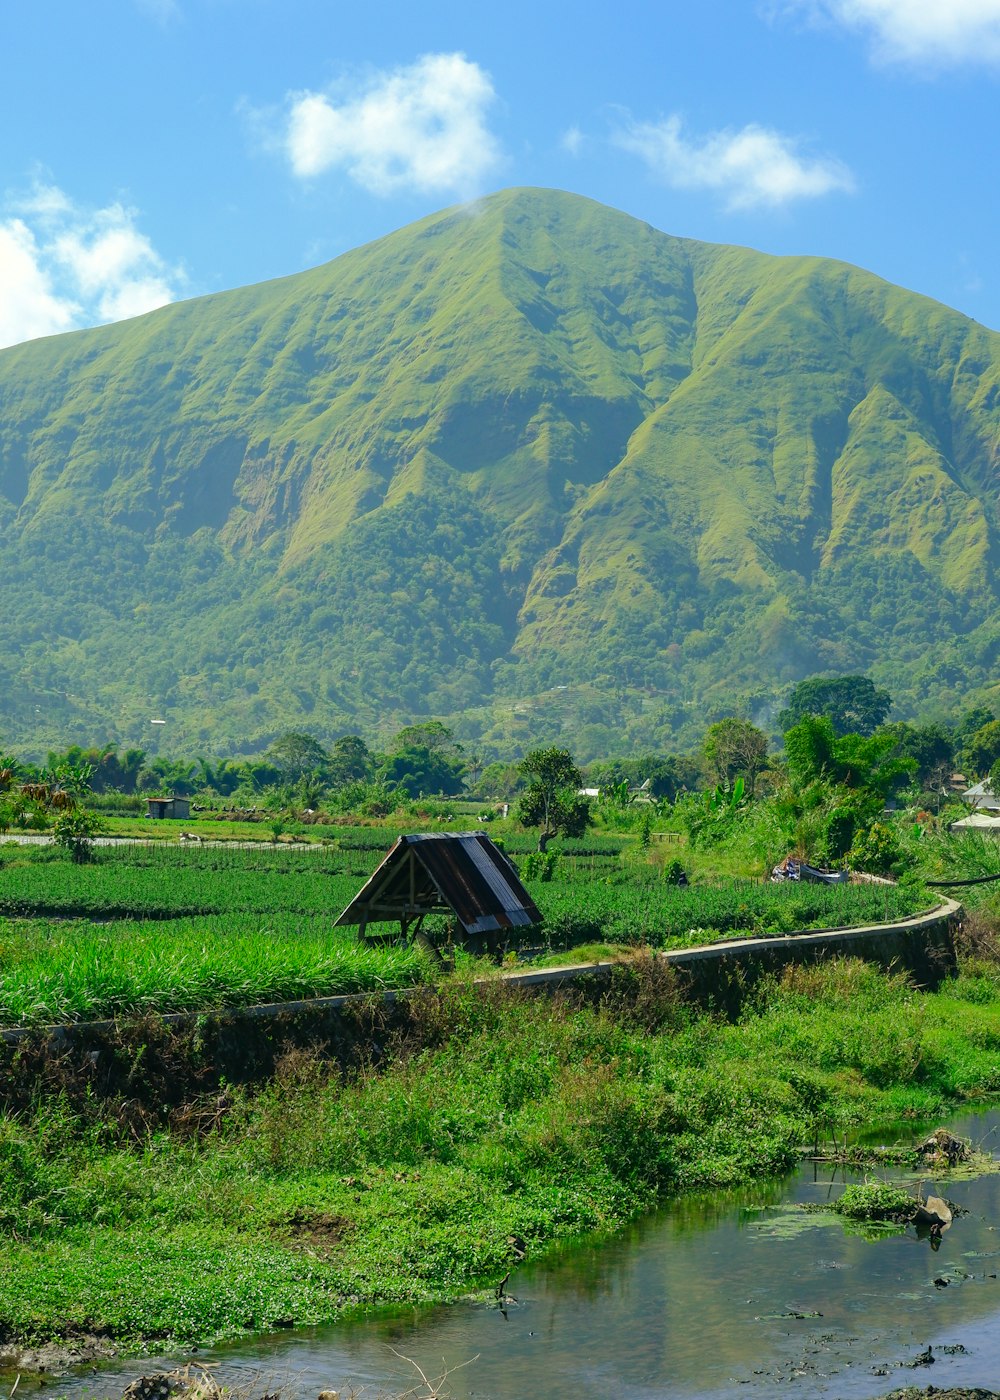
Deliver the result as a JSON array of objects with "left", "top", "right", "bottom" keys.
[
  {"left": 0, "top": 843, "right": 925, "bottom": 936},
  {"left": 531, "top": 878, "right": 926, "bottom": 948},
  {"left": 0, "top": 841, "right": 628, "bottom": 919}
]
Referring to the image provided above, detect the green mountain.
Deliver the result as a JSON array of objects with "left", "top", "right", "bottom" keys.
[{"left": 2, "top": 187, "right": 999, "bottom": 759}]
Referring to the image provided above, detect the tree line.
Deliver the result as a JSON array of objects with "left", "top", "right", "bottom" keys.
[{"left": 5, "top": 673, "right": 1000, "bottom": 865}]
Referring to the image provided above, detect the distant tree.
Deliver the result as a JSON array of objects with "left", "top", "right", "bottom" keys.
[
  {"left": 46, "top": 744, "right": 146, "bottom": 794},
  {"left": 778, "top": 675, "right": 892, "bottom": 737},
  {"left": 783, "top": 715, "right": 838, "bottom": 788},
  {"left": 389, "top": 721, "right": 461, "bottom": 756},
  {"left": 44, "top": 759, "right": 95, "bottom": 804},
  {"left": 517, "top": 747, "right": 590, "bottom": 851},
  {"left": 474, "top": 761, "right": 523, "bottom": 800},
  {"left": 0, "top": 752, "right": 20, "bottom": 792},
  {"left": 327, "top": 734, "right": 373, "bottom": 788},
  {"left": 197, "top": 756, "right": 244, "bottom": 796},
  {"left": 880, "top": 722, "right": 954, "bottom": 787},
  {"left": 784, "top": 714, "right": 914, "bottom": 803},
  {"left": 989, "top": 757, "right": 1000, "bottom": 798},
  {"left": 702, "top": 718, "right": 769, "bottom": 798},
  {"left": 266, "top": 731, "right": 329, "bottom": 783},
  {"left": 963, "top": 720, "right": 1000, "bottom": 780},
  {"left": 954, "top": 706, "right": 995, "bottom": 757},
  {"left": 139, "top": 757, "right": 199, "bottom": 796},
  {"left": 585, "top": 754, "right": 694, "bottom": 802},
  {"left": 381, "top": 744, "right": 465, "bottom": 798}
]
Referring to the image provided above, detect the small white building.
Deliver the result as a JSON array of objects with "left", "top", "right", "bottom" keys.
[
  {"left": 950, "top": 811, "right": 1000, "bottom": 833},
  {"left": 962, "top": 781, "right": 1000, "bottom": 812}
]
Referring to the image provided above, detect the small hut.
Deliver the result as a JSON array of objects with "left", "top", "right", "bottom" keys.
[
  {"left": 145, "top": 795, "right": 191, "bottom": 820},
  {"left": 335, "top": 832, "right": 540, "bottom": 957}
]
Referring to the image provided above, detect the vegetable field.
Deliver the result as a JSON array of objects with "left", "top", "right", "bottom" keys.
[{"left": 0, "top": 834, "right": 930, "bottom": 1027}]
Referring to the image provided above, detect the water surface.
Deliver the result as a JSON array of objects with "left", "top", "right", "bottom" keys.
[{"left": 32, "top": 1109, "right": 1000, "bottom": 1398}]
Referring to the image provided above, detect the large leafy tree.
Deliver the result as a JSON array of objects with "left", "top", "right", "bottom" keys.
[
  {"left": 954, "top": 706, "right": 995, "bottom": 756},
  {"left": 784, "top": 715, "right": 914, "bottom": 803},
  {"left": 46, "top": 744, "right": 147, "bottom": 794},
  {"left": 381, "top": 744, "right": 466, "bottom": 798},
  {"left": 266, "top": 731, "right": 330, "bottom": 783},
  {"left": 389, "top": 721, "right": 461, "bottom": 756},
  {"left": 778, "top": 675, "right": 892, "bottom": 737},
  {"left": 880, "top": 721, "right": 954, "bottom": 786},
  {"left": 702, "top": 718, "right": 769, "bottom": 797},
  {"left": 517, "top": 747, "right": 590, "bottom": 851},
  {"left": 328, "top": 734, "right": 373, "bottom": 789},
  {"left": 962, "top": 720, "right": 1000, "bottom": 780}
]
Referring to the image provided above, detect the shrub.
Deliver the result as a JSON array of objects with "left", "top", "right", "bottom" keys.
[
  {"left": 52, "top": 808, "right": 107, "bottom": 863},
  {"left": 848, "top": 820, "right": 903, "bottom": 876},
  {"left": 833, "top": 1181, "right": 914, "bottom": 1222}
]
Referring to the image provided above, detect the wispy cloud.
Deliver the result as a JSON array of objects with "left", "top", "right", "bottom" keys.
[
  {"left": 561, "top": 126, "right": 585, "bottom": 157},
  {"left": 0, "top": 180, "right": 183, "bottom": 349},
  {"left": 280, "top": 52, "right": 502, "bottom": 197},
  {"left": 779, "top": 0, "right": 1000, "bottom": 66},
  {"left": 134, "top": 0, "right": 182, "bottom": 22},
  {"left": 615, "top": 114, "right": 855, "bottom": 211}
]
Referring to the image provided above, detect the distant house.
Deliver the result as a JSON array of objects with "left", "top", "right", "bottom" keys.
[
  {"left": 146, "top": 795, "right": 191, "bottom": 820},
  {"left": 950, "top": 811, "right": 1000, "bottom": 833},
  {"left": 962, "top": 781, "right": 1000, "bottom": 812}
]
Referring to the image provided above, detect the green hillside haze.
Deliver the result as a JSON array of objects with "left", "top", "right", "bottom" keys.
[{"left": 2, "top": 187, "right": 999, "bottom": 756}]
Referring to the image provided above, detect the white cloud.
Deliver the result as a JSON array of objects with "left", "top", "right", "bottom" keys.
[
  {"left": 616, "top": 115, "right": 855, "bottom": 211},
  {"left": 0, "top": 221, "right": 79, "bottom": 347},
  {"left": 561, "top": 126, "right": 584, "bottom": 157},
  {"left": 782, "top": 0, "right": 1000, "bottom": 65},
  {"left": 283, "top": 52, "right": 502, "bottom": 197},
  {"left": 0, "top": 181, "right": 182, "bottom": 350}
]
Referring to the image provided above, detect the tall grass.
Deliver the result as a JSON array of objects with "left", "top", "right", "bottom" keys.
[{"left": 0, "top": 916, "right": 429, "bottom": 1026}]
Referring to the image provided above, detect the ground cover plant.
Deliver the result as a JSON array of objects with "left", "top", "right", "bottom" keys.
[{"left": 1, "top": 955, "right": 1000, "bottom": 1350}]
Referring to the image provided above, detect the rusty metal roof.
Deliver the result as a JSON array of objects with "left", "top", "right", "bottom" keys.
[{"left": 334, "top": 832, "right": 541, "bottom": 936}]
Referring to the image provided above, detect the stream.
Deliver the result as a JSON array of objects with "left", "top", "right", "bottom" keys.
[{"left": 23, "top": 1107, "right": 1000, "bottom": 1399}]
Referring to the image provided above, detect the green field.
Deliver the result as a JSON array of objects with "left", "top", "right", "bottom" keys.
[{"left": 0, "top": 835, "right": 929, "bottom": 1027}]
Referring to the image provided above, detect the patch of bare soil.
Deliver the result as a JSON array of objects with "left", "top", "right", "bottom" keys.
[
  {"left": 272, "top": 1209, "right": 352, "bottom": 1255},
  {"left": 0, "top": 1331, "right": 121, "bottom": 1373}
]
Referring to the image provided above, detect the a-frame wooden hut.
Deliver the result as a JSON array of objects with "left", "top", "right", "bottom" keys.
[{"left": 334, "top": 832, "right": 541, "bottom": 956}]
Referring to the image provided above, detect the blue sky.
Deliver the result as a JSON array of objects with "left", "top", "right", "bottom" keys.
[{"left": 1, "top": 0, "right": 999, "bottom": 348}]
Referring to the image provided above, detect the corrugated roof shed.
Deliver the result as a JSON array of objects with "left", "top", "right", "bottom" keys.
[{"left": 335, "top": 832, "right": 541, "bottom": 937}]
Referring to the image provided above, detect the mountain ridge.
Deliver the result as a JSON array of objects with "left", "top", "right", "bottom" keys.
[{"left": 1, "top": 187, "right": 999, "bottom": 758}]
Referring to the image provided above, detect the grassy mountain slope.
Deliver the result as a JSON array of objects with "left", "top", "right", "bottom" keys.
[{"left": 1, "top": 188, "right": 999, "bottom": 757}]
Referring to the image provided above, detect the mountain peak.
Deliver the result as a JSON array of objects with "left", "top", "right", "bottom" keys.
[{"left": 1, "top": 191, "right": 998, "bottom": 753}]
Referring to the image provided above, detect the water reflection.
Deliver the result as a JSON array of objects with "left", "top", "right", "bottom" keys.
[{"left": 22, "top": 1109, "right": 1000, "bottom": 1400}]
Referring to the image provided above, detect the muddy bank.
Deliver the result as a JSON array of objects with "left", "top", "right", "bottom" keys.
[
  {"left": 0, "top": 1333, "right": 122, "bottom": 1373},
  {"left": 882, "top": 1390, "right": 1000, "bottom": 1399}
]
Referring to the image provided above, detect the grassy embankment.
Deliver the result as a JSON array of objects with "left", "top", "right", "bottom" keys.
[
  {"left": 0, "top": 836, "right": 927, "bottom": 1025},
  {"left": 1, "top": 953, "right": 1000, "bottom": 1350},
  {"left": 0, "top": 819, "right": 979, "bottom": 1353}
]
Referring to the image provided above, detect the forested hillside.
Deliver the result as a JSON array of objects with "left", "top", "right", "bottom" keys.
[{"left": 1, "top": 187, "right": 999, "bottom": 757}]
